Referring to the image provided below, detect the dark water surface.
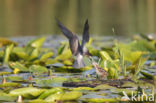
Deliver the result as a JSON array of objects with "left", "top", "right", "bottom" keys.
[{"left": 0, "top": 0, "right": 156, "bottom": 37}]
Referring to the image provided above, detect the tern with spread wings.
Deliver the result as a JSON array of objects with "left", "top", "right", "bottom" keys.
[{"left": 57, "top": 20, "right": 91, "bottom": 68}]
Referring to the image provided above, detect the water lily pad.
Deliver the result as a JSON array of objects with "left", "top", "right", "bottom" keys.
[
  {"left": 72, "top": 87, "right": 96, "bottom": 91},
  {"left": 121, "top": 82, "right": 137, "bottom": 88},
  {"left": 0, "top": 82, "right": 21, "bottom": 88},
  {"left": 26, "top": 37, "right": 46, "bottom": 48},
  {"left": 38, "top": 88, "right": 63, "bottom": 99},
  {"left": 28, "top": 99, "right": 46, "bottom": 103},
  {"left": 55, "top": 49, "right": 72, "bottom": 61},
  {"left": 60, "top": 91, "right": 82, "bottom": 101},
  {"left": 63, "top": 60, "right": 73, "bottom": 65},
  {"left": 9, "top": 87, "right": 44, "bottom": 99},
  {"left": 9, "top": 62, "right": 28, "bottom": 72},
  {"left": 40, "top": 52, "right": 54, "bottom": 60},
  {"left": 29, "top": 65, "right": 48, "bottom": 73},
  {"left": 0, "top": 92, "right": 16, "bottom": 102},
  {"left": 12, "top": 47, "right": 29, "bottom": 60},
  {"left": 85, "top": 98, "right": 119, "bottom": 103},
  {"left": 0, "top": 72, "right": 11, "bottom": 76},
  {"left": 45, "top": 91, "right": 82, "bottom": 102},
  {"left": 7, "top": 76, "right": 23, "bottom": 82},
  {"left": 45, "top": 91, "right": 64, "bottom": 102},
  {"left": 36, "top": 77, "right": 68, "bottom": 87}
]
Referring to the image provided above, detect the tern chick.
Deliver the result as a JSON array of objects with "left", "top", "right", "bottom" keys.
[{"left": 92, "top": 62, "right": 108, "bottom": 78}]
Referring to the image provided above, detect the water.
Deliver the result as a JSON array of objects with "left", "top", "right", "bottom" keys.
[
  {"left": 0, "top": 0, "right": 156, "bottom": 37},
  {"left": 0, "top": 35, "right": 156, "bottom": 102}
]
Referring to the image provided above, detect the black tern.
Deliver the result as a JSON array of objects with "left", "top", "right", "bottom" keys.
[{"left": 57, "top": 19, "right": 91, "bottom": 68}]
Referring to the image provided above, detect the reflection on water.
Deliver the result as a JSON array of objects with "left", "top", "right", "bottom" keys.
[{"left": 0, "top": 0, "right": 156, "bottom": 37}]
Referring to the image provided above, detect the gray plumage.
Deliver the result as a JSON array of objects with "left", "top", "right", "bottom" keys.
[{"left": 57, "top": 19, "right": 90, "bottom": 68}]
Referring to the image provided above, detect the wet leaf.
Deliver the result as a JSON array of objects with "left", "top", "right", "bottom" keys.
[
  {"left": 0, "top": 92, "right": 16, "bottom": 102},
  {"left": 3, "top": 44, "right": 14, "bottom": 64},
  {"left": 60, "top": 91, "right": 82, "bottom": 101},
  {"left": 57, "top": 42, "right": 69, "bottom": 55},
  {"left": 26, "top": 37, "right": 46, "bottom": 48},
  {"left": 9, "top": 62, "right": 28, "bottom": 72},
  {"left": 111, "top": 88, "right": 137, "bottom": 96},
  {"left": 100, "top": 51, "right": 112, "bottom": 61},
  {"left": 45, "top": 91, "right": 64, "bottom": 102},
  {"left": 0, "top": 72, "right": 11, "bottom": 76},
  {"left": 29, "top": 65, "right": 48, "bottom": 73},
  {"left": 28, "top": 99, "right": 46, "bottom": 103},
  {"left": 40, "top": 52, "right": 54, "bottom": 60},
  {"left": 36, "top": 77, "right": 67, "bottom": 87},
  {"left": 0, "top": 37, "right": 17, "bottom": 47},
  {"left": 85, "top": 98, "right": 118, "bottom": 103},
  {"left": 55, "top": 49, "right": 72, "bottom": 61},
  {"left": 38, "top": 88, "right": 63, "bottom": 99},
  {"left": 0, "top": 82, "right": 21, "bottom": 88},
  {"left": 121, "top": 82, "right": 137, "bottom": 88},
  {"left": 29, "top": 48, "right": 39, "bottom": 60},
  {"left": 72, "top": 87, "right": 95, "bottom": 91},
  {"left": 6, "top": 76, "right": 23, "bottom": 82},
  {"left": 12, "top": 47, "right": 29, "bottom": 60},
  {"left": 108, "top": 67, "right": 118, "bottom": 79},
  {"left": 140, "top": 71, "right": 153, "bottom": 79},
  {"left": 63, "top": 59, "right": 73, "bottom": 65},
  {"left": 9, "top": 87, "right": 44, "bottom": 99},
  {"left": 45, "top": 91, "right": 82, "bottom": 102}
]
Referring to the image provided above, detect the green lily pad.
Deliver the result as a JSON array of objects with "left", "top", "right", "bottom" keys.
[
  {"left": 29, "top": 65, "right": 48, "bottom": 73},
  {"left": 45, "top": 91, "right": 82, "bottom": 102},
  {"left": 121, "top": 82, "right": 137, "bottom": 88},
  {"left": 12, "top": 47, "right": 29, "bottom": 60},
  {"left": 60, "top": 91, "right": 82, "bottom": 101},
  {"left": 9, "top": 62, "right": 28, "bottom": 72},
  {"left": 0, "top": 92, "right": 16, "bottom": 102},
  {"left": 26, "top": 37, "right": 46, "bottom": 48},
  {"left": 7, "top": 76, "right": 23, "bottom": 82},
  {"left": 55, "top": 49, "right": 72, "bottom": 61},
  {"left": 9, "top": 87, "right": 44, "bottom": 99},
  {"left": 0, "top": 82, "right": 21, "bottom": 88},
  {"left": 35, "top": 77, "right": 67, "bottom": 87},
  {"left": 85, "top": 98, "right": 119, "bottom": 103},
  {"left": 0, "top": 72, "right": 11, "bottom": 76},
  {"left": 72, "top": 87, "right": 96, "bottom": 91},
  {"left": 40, "top": 52, "right": 54, "bottom": 60},
  {"left": 38, "top": 88, "right": 63, "bottom": 99},
  {"left": 28, "top": 99, "right": 46, "bottom": 103}
]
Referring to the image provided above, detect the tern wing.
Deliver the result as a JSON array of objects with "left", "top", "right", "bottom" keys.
[
  {"left": 57, "top": 20, "right": 74, "bottom": 39},
  {"left": 57, "top": 20, "right": 82, "bottom": 55},
  {"left": 82, "top": 19, "right": 89, "bottom": 48}
]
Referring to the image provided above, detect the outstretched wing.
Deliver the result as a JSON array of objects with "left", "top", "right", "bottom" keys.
[
  {"left": 82, "top": 19, "right": 89, "bottom": 48},
  {"left": 57, "top": 20, "right": 81, "bottom": 55},
  {"left": 57, "top": 20, "right": 74, "bottom": 39}
]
